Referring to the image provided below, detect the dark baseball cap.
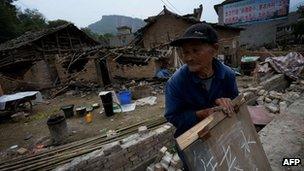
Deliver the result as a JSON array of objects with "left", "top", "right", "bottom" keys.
[{"left": 170, "top": 23, "right": 218, "bottom": 46}]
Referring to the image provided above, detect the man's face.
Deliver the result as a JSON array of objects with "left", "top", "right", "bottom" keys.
[{"left": 180, "top": 40, "right": 217, "bottom": 73}]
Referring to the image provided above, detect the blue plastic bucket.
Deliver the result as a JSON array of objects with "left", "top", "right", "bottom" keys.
[{"left": 118, "top": 91, "right": 132, "bottom": 105}]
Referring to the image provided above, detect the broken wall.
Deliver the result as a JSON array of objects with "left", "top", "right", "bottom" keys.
[
  {"left": 75, "top": 58, "right": 99, "bottom": 84},
  {"left": 107, "top": 57, "right": 158, "bottom": 79},
  {"left": 54, "top": 124, "right": 175, "bottom": 171},
  {"left": 142, "top": 15, "right": 191, "bottom": 49},
  {"left": 55, "top": 54, "right": 100, "bottom": 84},
  {"left": 23, "top": 60, "right": 54, "bottom": 89},
  {"left": 54, "top": 54, "right": 70, "bottom": 83}
]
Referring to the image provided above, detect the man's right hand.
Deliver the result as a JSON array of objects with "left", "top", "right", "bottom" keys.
[
  {"left": 196, "top": 106, "right": 231, "bottom": 121},
  {"left": 195, "top": 108, "right": 215, "bottom": 121}
]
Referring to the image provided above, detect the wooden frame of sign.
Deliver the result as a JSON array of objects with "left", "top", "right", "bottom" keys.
[{"left": 176, "top": 95, "right": 271, "bottom": 171}]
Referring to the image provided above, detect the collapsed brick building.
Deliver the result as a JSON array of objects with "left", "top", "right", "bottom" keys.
[
  {"left": 0, "top": 24, "right": 101, "bottom": 93},
  {"left": 0, "top": 5, "right": 245, "bottom": 95},
  {"left": 105, "top": 48, "right": 170, "bottom": 80},
  {"left": 133, "top": 5, "right": 243, "bottom": 67},
  {"left": 0, "top": 27, "right": 171, "bottom": 95},
  {"left": 133, "top": 5, "right": 203, "bottom": 50}
]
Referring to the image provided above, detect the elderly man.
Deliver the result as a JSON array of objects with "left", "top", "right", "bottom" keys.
[
  {"left": 165, "top": 22, "right": 239, "bottom": 169},
  {"left": 165, "top": 23, "right": 238, "bottom": 140}
]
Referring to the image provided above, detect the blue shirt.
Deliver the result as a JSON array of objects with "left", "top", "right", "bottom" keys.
[{"left": 164, "top": 59, "right": 238, "bottom": 138}]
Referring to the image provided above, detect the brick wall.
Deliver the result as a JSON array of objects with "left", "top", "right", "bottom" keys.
[
  {"left": 142, "top": 15, "right": 191, "bottom": 49},
  {"left": 23, "top": 60, "right": 54, "bottom": 89},
  {"left": 55, "top": 55, "right": 100, "bottom": 84},
  {"left": 75, "top": 58, "right": 99, "bottom": 83},
  {"left": 55, "top": 55, "right": 70, "bottom": 83},
  {"left": 54, "top": 123, "right": 175, "bottom": 171},
  {"left": 107, "top": 58, "right": 158, "bottom": 79}
]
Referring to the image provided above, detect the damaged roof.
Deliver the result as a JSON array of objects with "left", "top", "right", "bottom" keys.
[
  {"left": 0, "top": 24, "right": 100, "bottom": 51},
  {"left": 133, "top": 5, "right": 243, "bottom": 45},
  {"left": 143, "top": 5, "right": 202, "bottom": 24},
  {"left": 132, "top": 5, "right": 203, "bottom": 45}
]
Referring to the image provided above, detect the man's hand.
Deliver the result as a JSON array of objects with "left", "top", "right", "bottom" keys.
[
  {"left": 215, "top": 98, "right": 234, "bottom": 116},
  {"left": 196, "top": 108, "right": 217, "bottom": 120},
  {"left": 196, "top": 107, "right": 223, "bottom": 120}
]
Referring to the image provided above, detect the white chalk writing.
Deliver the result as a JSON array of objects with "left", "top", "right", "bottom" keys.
[
  {"left": 240, "top": 130, "right": 256, "bottom": 157},
  {"left": 219, "top": 145, "right": 242, "bottom": 171},
  {"left": 200, "top": 155, "right": 218, "bottom": 171},
  {"left": 190, "top": 126, "right": 260, "bottom": 171}
]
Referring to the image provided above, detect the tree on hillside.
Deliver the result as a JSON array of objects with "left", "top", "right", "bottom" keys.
[
  {"left": 0, "top": 0, "right": 21, "bottom": 43},
  {"left": 81, "top": 27, "right": 100, "bottom": 40},
  {"left": 18, "top": 9, "right": 48, "bottom": 32},
  {"left": 98, "top": 33, "right": 113, "bottom": 44},
  {"left": 48, "top": 19, "right": 71, "bottom": 28},
  {"left": 81, "top": 28, "right": 114, "bottom": 45},
  {"left": 103, "top": 33, "right": 113, "bottom": 39}
]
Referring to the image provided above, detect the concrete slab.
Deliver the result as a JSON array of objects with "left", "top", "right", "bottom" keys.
[{"left": 259, "top": 94, "right": 304, "bottom": 171}]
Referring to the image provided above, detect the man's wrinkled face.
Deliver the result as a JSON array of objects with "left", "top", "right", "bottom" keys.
[{"left": 180, "top": 40, "right": 217, "bottom": 73}]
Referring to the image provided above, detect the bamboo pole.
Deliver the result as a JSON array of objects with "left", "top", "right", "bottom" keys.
[
  {"left": 3, "top": 118, "right": 167, "bottom": 171},
  {"left": 0, "top": 118, "right": 166, "bottom": 170}
]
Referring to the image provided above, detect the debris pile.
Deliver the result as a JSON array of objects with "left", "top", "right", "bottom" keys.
[
  {"left": 238, "top": 51, "right": 304, "bottom": 115},
  {"left": 147, "top": 146, "right": 183, "bottom": 171},
  {"left": 241, "top": 78, "right": 304, "bottom": 114}
]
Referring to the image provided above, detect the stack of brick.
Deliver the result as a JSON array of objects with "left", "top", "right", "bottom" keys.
[
  {"left": 55, "top": 123, "right": 175, "bottom": 171},
  {"left": 239, "top": 74, "right": 289, "bottom": 102},
  {"left": 146, "top": 146, "right": 183, "bottom": 171}
]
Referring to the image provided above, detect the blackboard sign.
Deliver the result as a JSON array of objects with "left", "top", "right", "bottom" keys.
[{"left": 177, "top": 98, "right": 271, "bottom": 171}]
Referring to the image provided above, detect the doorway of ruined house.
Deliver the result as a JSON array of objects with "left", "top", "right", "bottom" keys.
[{"left": 98, "top": 58, "right": 111, "bottom": 86}]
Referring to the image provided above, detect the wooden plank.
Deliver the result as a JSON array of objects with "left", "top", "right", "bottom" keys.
[
  {"left": 176, "top": 95, "right": 244, "bottom": 150},
  {"left": 178, "top": 96, "right": 271, "bottom": 171},
  {"left": 176, "top": 115, "right": 215, "bottom": 151}
]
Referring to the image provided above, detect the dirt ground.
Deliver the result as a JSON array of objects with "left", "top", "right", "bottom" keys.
[
  {"left": 0, "top": 76, "right": 256, "bottom": 160},
  {"left": 0, "top": 91, "right": 165, "bottom": 159}
]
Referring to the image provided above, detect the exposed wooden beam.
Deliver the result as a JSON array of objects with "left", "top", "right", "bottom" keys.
[
  {"left": 66, "top": 29, "right": 74, "bottom": 50},
  {"left": 56, "top": 33, "right": 61, "bottom": 57}
]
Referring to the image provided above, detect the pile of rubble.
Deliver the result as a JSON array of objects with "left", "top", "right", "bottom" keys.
[
  {"left": 243, "top": 78, "right": 304, "bottom": 114},
  {"left": 146, "top": 146, "right": 183, "bottom": 171}
]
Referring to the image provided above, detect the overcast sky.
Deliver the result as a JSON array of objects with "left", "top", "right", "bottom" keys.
[{"left": 15, "top": 0, "right": 304, "bottom": 28}]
